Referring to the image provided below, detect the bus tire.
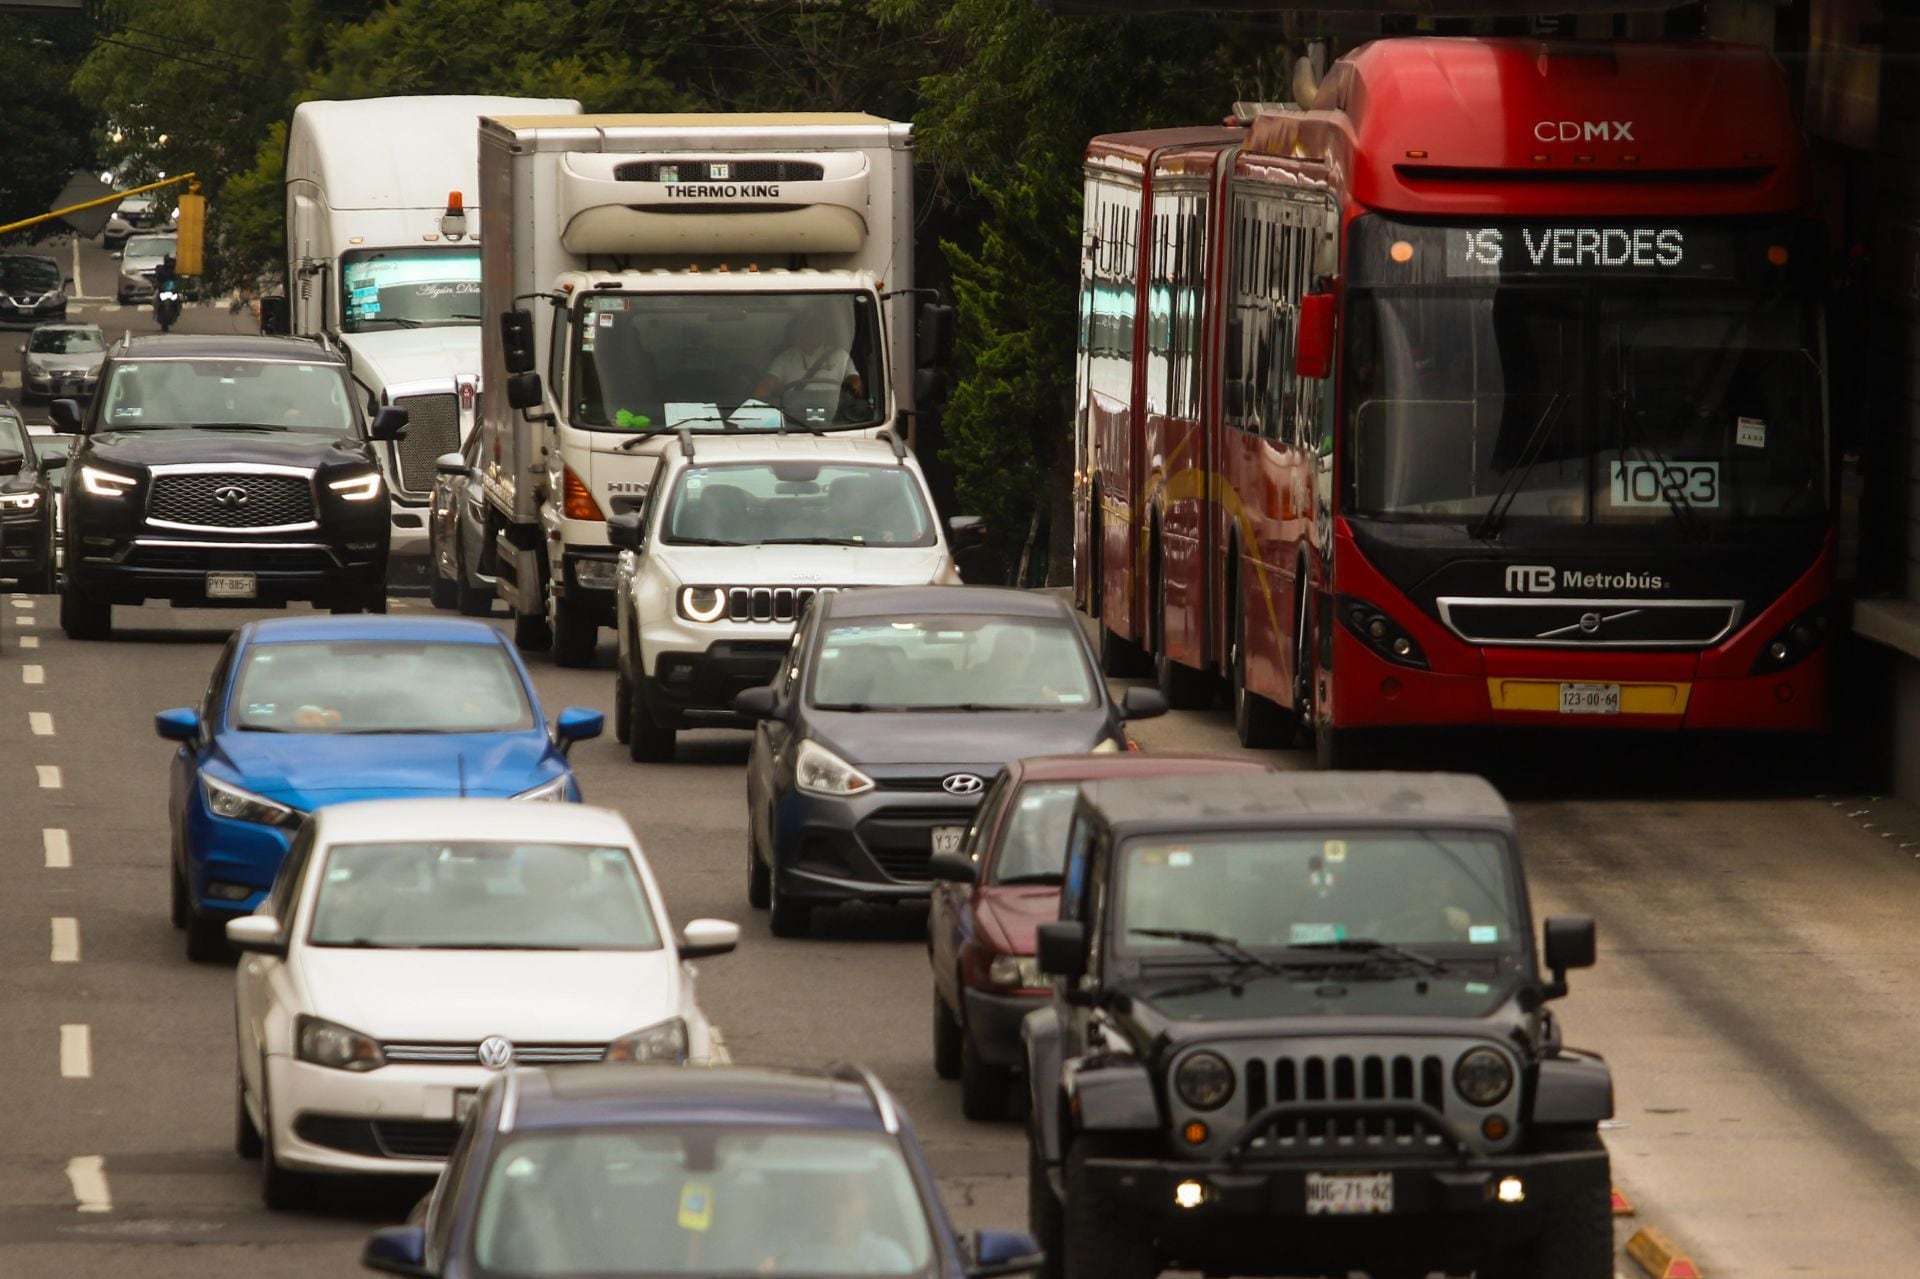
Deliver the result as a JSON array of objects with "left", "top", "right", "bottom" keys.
[{"left": 1153, "top": 559, "right": 1213, "bottom": 711}]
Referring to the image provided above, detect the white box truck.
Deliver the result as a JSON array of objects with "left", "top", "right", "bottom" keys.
[
  {"left": 475, "top": 112, "right": 950, "bottom": 665},
  {"left": 280, "top": 95, "right": 581, "bottom": 588}
]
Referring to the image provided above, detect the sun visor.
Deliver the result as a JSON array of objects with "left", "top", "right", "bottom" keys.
[{"left": 557, "top": 150, "right": 871, "bottom": 256}]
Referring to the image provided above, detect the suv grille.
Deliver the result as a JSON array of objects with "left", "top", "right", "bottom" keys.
[
  {"left": 727, "top": 585, "right": 837, "bottom": 624},
  {"left": 1242, "top": 1052, "right": 1448, "bottom": 1150},
  {"left": 1436, "top": 597, "right": 1743, "bottom": 648},
  {"left": 392, "top": 393, "right": 460, "bottom": 497},
  {"left": 148, "top": 473, "right": 314, "bottom": 530},
  {"left": 614, "top": 159, "right": 825, "bottom": 183},
  {"left": 380, "top": 1041, "right": 607, "bottom": 1065}
]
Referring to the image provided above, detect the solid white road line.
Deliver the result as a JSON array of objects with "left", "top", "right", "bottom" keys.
[
  {"left": 20, "top": 633, "right": 39, "bottom": 648},
  {"left": 65, "top": 1155, "right": 110, "bottom": 1213},
  {"left": 30, "top": 711, "right": 53, "bottom": 735},
  {"left": 51, "top": 916, "right": 79, "bottom": 963},
  {"left": 70, "top": 236, "right": 86, "bottom": 299},
  {"left": 44, "top": 828, "right": 71, "bottom": 869},
  {"left": 37, "top": 764, "right": 61, "bottom": 789},
  {"left": 22, "top": 664, "right": 44, "bottom": 685},
  {"left": 61, "top": 1025, "right": 91, "bottom": 1079}
]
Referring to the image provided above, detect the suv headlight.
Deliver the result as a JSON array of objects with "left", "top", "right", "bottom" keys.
[
  {"left": 25, "top": 359, "right": 45, "bottom": 377},
  {"left": 678, "top": 586, "right": 727, "bottom": 622},
  {"left": 606, "top": 1017, "right": 689, "bottom": 1065},
  {"left": 988, "top": 955, "right": 1044, "bottom": 989},
  {"left": 795, "top": 738, "right": 874, "bottom": 797},
  {"left": 1453, "top": 1047, "right": 1514, "bottom": 1107},
  {"left": 328, "top": 471, "right": 383, "bottom": 501},
  {"left": 511, "top": 775, "right": 571, "bottom": 802},
  {"left": 1174, "top": 1050, "right": 1235, "bottom": 1111},
  {"left": 296, "top": 1015, "right": 385, "bottom": 1072},
  {"left": 0, "top": 491, "right": 41, "bottom": 511},
  {"left": 80, "top": 466, "right": 137, "bottom": 497},
  {"left": 202, "top": 774, "right": 299, "bottom": 828}
]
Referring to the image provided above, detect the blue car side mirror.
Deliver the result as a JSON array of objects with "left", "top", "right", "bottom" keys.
[
  {"left": 554, "top": 707, "right": 604, "bottom": 750},
  {"left": 155, "top": 707, "right": 200, "bottom": 741},
  {"left": 968, "top": 1229, "right": 1044, "bottom": 1278},
  {"left": 361, "top": 1224, "right": 432, "bottom": 1276}
]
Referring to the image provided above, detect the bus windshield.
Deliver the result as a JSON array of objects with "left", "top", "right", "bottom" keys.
[
  {"left": 1343, "top": 215, "right": 1827, "bottom": 531},
  {"left": 568, "top": 291, "right": 885, "bottom": 434}
]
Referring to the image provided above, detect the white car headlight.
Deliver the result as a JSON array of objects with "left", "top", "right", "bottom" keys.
[
  {"left": 678, "top": 586, "right": 727, "bottom": 622},
  {"left": 988, "top": 955, "right": 1045, "bottom": 989},
  {"left": 80, "top": 466, "right": 137, "bottom": 497},
  {"left": 0, "top": 491, "right": 41, "bottom": 511},
  {"left": 295, "top": 1015, "right": 386, "bottom": 1072},
  {"left": 202, "top": 774, "right": 299, "bottom": 828},
  {"left": 511, "top": 775, "right": 571, "bottom": 802},
  {"left": 606, "top": 1017, "right": 689, "bottom": 1065},
  {"left": 795, "top": 738, "right": 874, "bottom": 797},
  {"left": 328, "top": 472, "right": 383, "bottom": 501}
]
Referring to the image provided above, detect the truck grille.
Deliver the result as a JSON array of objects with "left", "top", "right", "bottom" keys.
[
  {"left": 614, "top": 159, "right": 825, "bottom": 183},
  {"left": 392, "top": 393, "right": 460, "bottom": 497},
  {"left": 380, "top": 1041, "right": 607, "bottom": 1065},
  {"left": 1436, "top": 597, "right": 1743, "bottom": 648},
  {"left": 727, "top": 585, "right": 837, "bottom": 624},
  {"left": 148, "top": 473, "right": 314, "bottom": 531}
]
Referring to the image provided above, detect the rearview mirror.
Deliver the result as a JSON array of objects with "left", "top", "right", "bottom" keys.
[
  {"left": 370, "top": 406, "right": 409, "bottom": 441},
  {"left": 225, "top": 914, "right": 285, "bottom": 958},
  {"left": 49, "top": 399, "right": 82, "bottom": 433},
  {"left": 500, "top": 308, "right": 537, "bottom": 376},
  {"left": 154, "top": 707, "right": 201, "bottom": 741},
  {"left": 505, "top": 371, "right": 543, "bottom": 412},
  {"left": 42, "top": 453, "right": 66, "bottom": 470},
  {"left": 258, "top": 295, "right": 290, "bottom": 336},
  {"left": 1295, "top": 292, "right": 1335, "bottom": 380},
  {"left": 929, "top": 850, "right": 978, "bottom": 885},
  {"left": 679, "top": 918, "right": 740, "bottom": 960},
  {"left": 605, "top": 511, "right": 645, "bottom": 551},
  {"left": 435, "top": 452, "right": 467, "bottom": 478},
  {"left": 361, "top": 1224, "right": 432, "bottom": 1277},
  {"left": 1036, "top": 920, "right": 1087, "bottom": 980},
  {"left": 1543, "top": 915, "right": 1596, "bottom": 973},
  {"left": 1120, "top": 686, "right": 1168, "bottom": 721},
  {"left": 733, "top": 686, "right": 776, "bottom": 720}
]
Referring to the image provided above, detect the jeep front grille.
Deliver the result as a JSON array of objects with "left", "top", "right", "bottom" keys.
[
  {"left": 1241, "top": 1053, "right": 1448, "bottom": 1149},
  {"left": 392, "top": 393, "right": 461, "bottom": 497},
  {"left": 727, "top": 585, "right": 838, "bottom": 624}
]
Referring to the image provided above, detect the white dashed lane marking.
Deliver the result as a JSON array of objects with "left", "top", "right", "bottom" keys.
[
  {"left": 60, "top": 1025, "right": 91, "bottom": 1079},
  {"left": 50, "top": 917, "right": 79, "bottom": 963},
  {"left": 30, "top": 712, "right": 52, "bottom": 735},
  {"left": 37, "top": 764, "right": 61, "bottom": 789},
  {"left": 20, "top": 633, "right": 39, "bottom": 648},
  {"left": 65, "top": 1156, "right": 110, "bottom": 1213},
  {"left": 22, "top": 664, "right": 44, "bottom": 685},
  {"left": 44, "top": 828, "right": 70, "bottom": 868},
  {"left": 11, "top": 597, "right": 32, "bottom": 608}
]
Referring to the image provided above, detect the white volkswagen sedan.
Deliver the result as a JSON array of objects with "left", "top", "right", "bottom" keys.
[{"left": 228, "top": 799, "right": 739, "bottom": 1207}]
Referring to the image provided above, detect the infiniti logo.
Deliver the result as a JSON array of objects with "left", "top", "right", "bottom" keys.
[
  {"left": 942, "top": 773, "right": 985, "bottom": 797},
  {"left": 477, "top": 1036, "right": 514, "bottom": 1070},
  {"left": 212, "top": 485, "right": 250, "bottom": 509}
]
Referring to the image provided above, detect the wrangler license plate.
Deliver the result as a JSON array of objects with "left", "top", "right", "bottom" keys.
[
  {"left": 931, "top": 826, "right": 966, "bottom": 855},
  {"left": 1305, "top": 1172, "right": 1393, "bottom": 1215},
  {"left": 1558, "top": 683, "right": 1620, "bottom": 715},
  {"left": 206, "top": 573, "right": 257, "bottom": 600}
]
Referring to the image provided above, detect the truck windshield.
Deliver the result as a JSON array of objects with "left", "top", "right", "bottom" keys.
[
  {"left": 569, "top": 290, "right": 884, "bottom": 433},
  {"left": 340, "top": 248, "right": 482, "bottom": 333},
  {"left": 1343, "top": 215, "right": 1827, "bottom": 532}
]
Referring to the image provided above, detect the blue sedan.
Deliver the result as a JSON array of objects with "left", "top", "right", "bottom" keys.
[{"left": 157, "top": 615, "right": 603, "bottom": 961}]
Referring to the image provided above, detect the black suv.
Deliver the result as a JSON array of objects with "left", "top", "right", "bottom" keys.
[
  {"left": 51, "top": 334, "right": 405, "bottom": 638},
  {"left": 1024, "top": 771, "right": 1612, "bottom": 1279}
]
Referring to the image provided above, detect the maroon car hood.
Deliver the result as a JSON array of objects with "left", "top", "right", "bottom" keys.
[{"left": 976, "top": 885, "right": 1063, "bottom": 954}]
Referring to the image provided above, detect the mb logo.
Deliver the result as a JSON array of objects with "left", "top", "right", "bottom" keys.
[{"left": 1505, "top": 565, "right": 1555, "bottom": 594}]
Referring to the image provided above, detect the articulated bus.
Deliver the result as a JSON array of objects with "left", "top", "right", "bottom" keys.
[{"left": 1073, "top": 37, "right": 1833, "bottom": 765}]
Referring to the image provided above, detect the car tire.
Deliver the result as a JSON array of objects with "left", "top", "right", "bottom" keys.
[
  {"left": 186, "top": 906, "right": 229, "bottom": 964},
  {"left": 454, "top": 541, "right": 492, "bottom": 616},
  {"left": 235, "top": 1072, "right": 263, "bottom": 1159},
  {"left": 627, "top": 677, "right": 676, "bottom": 763},
  {"left": 429, "top": 563, "right": 457, "bottom": 610},
  {"left": 1483, "top": 1132, "right": 1612, "bottom": 1279},
  {"left": 550, "top": 588, "right": 597, "bottom": 669},
  {"left": 767, "top": 870, "right": 812, "bottom": 939},
  {"left": 1063, "top": 1136, "right": 1159, "bottom": 1279},
  {"left": 170, "top": 853, "right": 189, "bottom": 930},
  {"left": 746, "top": 822, "right": 771, "bottom": 910},
  {"left": 960, "top": 1036, "right": 1013, "bottom": 1122},
  {"left": 258, "top": 1081, "right": 311, "bottom": 1212},
  {"left": 1028, "top": 1137, "right": 1065, "bottom": 1279},
  {"left": 364, "top": 588, "right": 388, "bottom": 615},
  {"left": 19, "top": 553, "right": 54, "bottom": 596},
  {"left": 613, "top": 666, "right": 633, "bottom": 744},
  {"left": 59, "top": 580, "right": 110, "bottom": 640},
  {"left": 932, "top": 988, "right": 962, "bottom": 1080},
  {"left": 513, "top": 608, "right": 551, "bottom": 652}
]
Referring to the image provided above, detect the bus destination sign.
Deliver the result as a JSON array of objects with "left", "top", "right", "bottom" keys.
[{"left": 1447, "top": 225, "right": 1736, "bottom": 280}]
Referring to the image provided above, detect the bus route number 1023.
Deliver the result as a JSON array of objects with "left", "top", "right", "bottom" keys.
[{"left": 1609, "top": 461, "right": 1721, "bottom": 509}]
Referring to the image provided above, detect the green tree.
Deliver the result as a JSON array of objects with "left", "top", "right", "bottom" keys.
[{"left": 0, "top": 11, "right": 100, "bottom": 242}]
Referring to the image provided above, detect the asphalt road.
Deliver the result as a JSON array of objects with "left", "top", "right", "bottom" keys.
[{"left": 1, "top": 235, "right": 1915, "bottom": 1278}]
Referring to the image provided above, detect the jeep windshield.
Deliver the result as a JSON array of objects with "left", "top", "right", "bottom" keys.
[
  {"left": 569, "top": 290, "right": 885, "bottom": 433},
  {"left": 100, "top": 359, "right": 358, "bottom": 433},
  {"left": 663, "top": 461, "right": 935, "bottom": 548},
  {"left": 1117, "top": 830, "right": 1521, "bottom": 958},
  {"left": 810, "top": 616, "right": 1098, "bottom": 711}
]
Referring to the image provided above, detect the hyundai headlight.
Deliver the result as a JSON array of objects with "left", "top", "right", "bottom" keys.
[
  {"left": 202, "top": 774, "right": 299, "bottom": 828},
  {"left": 988, "top": 955, "right": 1045, "bottom": 989},
  {"left": 327, "top": 471, "right": 383, "bottom": 501},
  {"left": 678, "top": 586, "right": 727, "bottom": 622},
  {"left": 1454, "top": 1048, "right": 1514, "bottom": 1107},
  {"left": 0, "top": 491, "right": 41, "bottom": 511},
  {"left": 1174, "top": 1050, "right": 1236, "bottom": 1111},
  {"left": 606, "top": 1017, "right": 689, "bottom": 1065},
  {"left": 794, "top": 738, "right": 874, "bottom": 797},
  {"left": 80, "top": 466, "right": 137, "bottom": 498},
  {"left": 295, "top": 1015, "right": 385, "bottom": 1072},
  {"left": 511, "top": 775, "right": 571, "bottom": 803}
]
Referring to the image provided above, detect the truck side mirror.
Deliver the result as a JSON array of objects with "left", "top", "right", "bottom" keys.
[
  {"left": 918, "top": 301, "right": 956, "bottom": 368},
  {"left": 914, "top": 367, "right": 949, "bottom": 410},
  {"left": 506, "top": 371, "right": 543, "bottom": 412},
  {"left": 259, "top": 295, "right": 290, "bottom": 336},
  {"left": 500, "top": 308, "right": 537, "bottom": 376},
  {"left": 1036, "top": 920, "right": 1087, "bottom": 980},
  {"left": 1295, "top": 292, "right": 1335, "bottom": 380}
]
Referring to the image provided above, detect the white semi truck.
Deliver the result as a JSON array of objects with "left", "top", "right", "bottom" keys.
[
  {"left": 278, "top": 94, "right": 581, "bottom": 588},
  {"left": 475, "top": 112, "right": 949, "bottom": 665}
]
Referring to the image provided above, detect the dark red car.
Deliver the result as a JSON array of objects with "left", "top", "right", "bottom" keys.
[{"left": 926, "top": 752, "right": 1278, "bottom": 1120}]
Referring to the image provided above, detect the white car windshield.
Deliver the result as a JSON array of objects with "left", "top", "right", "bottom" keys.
[
  {"left": 232, "top": 641, "right": 534, "bottom": 733},
  {"left": 810, "top": 616, "right": 1098, "bottom": 711},
  {"left": 664, "top": 462, "right": 935, "bottom": 547},
  {"left": 473, "top": 1130, "right": 934, "bottom": 1276},
  {"left": 307, "top": 841, "right": 661, "bottom": 951}
]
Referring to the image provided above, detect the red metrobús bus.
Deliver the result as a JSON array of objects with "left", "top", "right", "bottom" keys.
[{"left": 1072, "top": 37, "right": 1834, "bottom": 764}]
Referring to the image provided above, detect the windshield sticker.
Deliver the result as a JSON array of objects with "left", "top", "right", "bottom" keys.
[
  {"left": 1465, "top": 981, "right": 1491, "bottom": 994},
  {"left": 1736, "top": 417, "right": 1767, "bottom": 449},
  {"left": 1057, "top": 692, "right": 1089, "bottom": 704},
  {"left": 1468, "top": 924, "right": 1500, "bottom": 944},
  {"left": 580, "top": 324, "right": 596, "bottom": 351},
  {"left": 326, "top": 867, "right": 351, "bottom": 882},
  {"left": 677, "top": 1181, "right": 713, "bottom": 1232},
  {"left": 598, "top": 312, "right": 614, "bottom": 327},
  {"left": 821, "top": 648, "right": 840, "bottom": 659},
  {"left": 1290, "top": 922, "right": 1347, "bottom": 945},
  {"left": 114, "top": 407, "right": 142, "bottom": 418},
  {"left": 1323, "top": 839, "right": 1347, "bottom": 864},
  {"left": 1167, "top": 850, "right": 1193, "bottom": 868}
]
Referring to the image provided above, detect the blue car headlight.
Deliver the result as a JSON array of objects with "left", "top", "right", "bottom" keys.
[
  {"left": 511, "top": 775, "right": 571, "bottom": 802},
  {"left": 202, "top": 774, "right": 301, "bottom": 829}
]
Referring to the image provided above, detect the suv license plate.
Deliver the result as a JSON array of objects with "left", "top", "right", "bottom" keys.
[
  {"left": 206, "top": 572, "right": 257, "bottom": 600},
  {"left": 931, "top": 826, "right": 966, "bottom": 855},
  {"left": 1305, "top": 1172, "right": 1393, "bottom": 1215},
  {"left": 1558, "top": 683, "right": 1619, "bottom": 715}
]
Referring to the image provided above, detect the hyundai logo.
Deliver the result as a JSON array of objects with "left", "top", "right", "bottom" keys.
[
  {"left": 942, "top": 773, "right": 985, "bottom": 796},
  {"left": 477, "top": 1036, "right": 514, "bottom": 1070},
  {"left": 212, "top": 485, "right": 250, "bottom": 508}
]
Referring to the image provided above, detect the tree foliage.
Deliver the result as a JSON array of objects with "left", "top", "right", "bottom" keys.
[{"left": 0, "top": 11, "right": 101, "bottom": 244}]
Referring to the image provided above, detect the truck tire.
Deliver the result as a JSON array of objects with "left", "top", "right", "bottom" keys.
[
  {"left": 59, "top": 580, "right": 110, "bottom": 640},
  {"left": 455, "top": 541, "right": 492, "bottom": 616},
  {"left": 1028, "top": 1138, "right": 1065, "bottom": 1279},
  {"left": 550, "top": 589, "right": 597, "bottom": 668},
  {"left": 513, "top": 608, "right": 551, "bottom": 652},
  {"left": 1484, "top": 1132, "right": 1612, "bottom": 1279},
  {"left": 1063, "top": 1136, "right": 1158, "bottom": 1279}
]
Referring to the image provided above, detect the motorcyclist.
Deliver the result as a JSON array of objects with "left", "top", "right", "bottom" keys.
[{"left": 153, "top": 255, "right": 182, "bottom": 331}]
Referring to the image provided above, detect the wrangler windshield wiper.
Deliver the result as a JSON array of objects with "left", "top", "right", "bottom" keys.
[
  {"left": 1129, "top": 927, "right": 1286, "bottom": 979},
  {"left": 1289, "top": 938, "right": 1449, "bottom": 973}
]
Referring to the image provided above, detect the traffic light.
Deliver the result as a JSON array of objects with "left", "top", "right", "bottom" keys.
[{"left": 175, "top": 189, "right": 205, "bottom": 276}]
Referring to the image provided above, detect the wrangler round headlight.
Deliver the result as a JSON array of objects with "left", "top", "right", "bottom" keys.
[
  {"left": 1174, "top": 1051, "right": 1235, "bottom": 1111},
  {"left": 1454, "top": 1047, "right": 1514, "bottom": 1107}
]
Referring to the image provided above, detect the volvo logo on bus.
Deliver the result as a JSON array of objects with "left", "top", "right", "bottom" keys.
[{"left": 1534, "top": 120, "right": 1634, "bottom": 143}]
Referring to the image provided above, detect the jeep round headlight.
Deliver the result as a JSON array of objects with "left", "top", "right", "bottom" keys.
[
  {"left": 1174, "top": 1051, "right": 1235, "bottom": 1111},
  {"left": 1454, "top": 1048, "right": 1514, "bottom": 1107}
]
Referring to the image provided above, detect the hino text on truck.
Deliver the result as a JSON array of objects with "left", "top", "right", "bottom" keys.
[{"left": 476, "top": 112, "right": 951, "bottom": 666}]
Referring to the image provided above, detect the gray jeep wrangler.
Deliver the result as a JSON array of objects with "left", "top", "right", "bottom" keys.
[{"left": 1022, "top": 771, "right": 1613, "bottom": 1279}]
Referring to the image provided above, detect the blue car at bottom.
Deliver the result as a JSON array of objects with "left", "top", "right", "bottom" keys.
[
  {"left": 158, "top": 615, "right": 603, "bottom": 961},
  {"left": 362, "top": 1063, "right": 1043, "bottom": 1279}
]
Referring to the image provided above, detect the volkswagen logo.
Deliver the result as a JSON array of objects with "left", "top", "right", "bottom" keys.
[
  {"left": 942, "top": 773, "right": 985, "bottom": 796},
  {"left": 477, "top": 1036, "right": 515, "bottom": 1070},
  {"left": 212, "top": 485, "right": 250, "bottom": 509}
]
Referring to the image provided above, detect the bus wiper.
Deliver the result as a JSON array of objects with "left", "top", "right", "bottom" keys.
[
  {"left": 1613, "top": 395, "right": 1700, "bottom": 538},
  {"left": 1474, "top": 393, "right": 1567, "bottom": 541},
  {"left": 1290, "top": 938, "right": 1448, "bottom": 973},
  {"left": 1129, "top": 927, "right": 1286, "bottom": 979}
]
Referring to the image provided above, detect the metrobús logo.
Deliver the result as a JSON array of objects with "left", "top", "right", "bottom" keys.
[{"left": 1504, "top": 565, "right": 1667, "bottom": 594}]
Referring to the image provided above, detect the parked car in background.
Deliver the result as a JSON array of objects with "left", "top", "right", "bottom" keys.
[
  {"left": 117, "top": 231, "right": 175, "bottom": 304},
  {"left": 103, "top": 191, "right": 161, "bottom": 249},
  {"left": 928, "top": 753, "right": 1277, "bottom": 1121},
  {"left": 0, "top": 253, "right": 71, "bottom": 325},
  {"left": 26, "top": 424, "right": 71, "bottom": 577},
  {"left": 358, "top": 1063, "right": 1043, "bottom": 1279},
  {"left": 229, "top": 799, "right": 738, "bottom": 1208},
  {"left": 0, "top": 404, "right": 63, "bottom": 593},
  {"left": 428, "top": 427, "right": 493, "bottom": 616},
  {"left": 736, "top": 586, "right": 1167, "bottom": 938},
  {"left": 19, "top": 322, "right": 106, "bottom": 404},
  {"left": 155, "top": 614, "right": 604, "bottom": 961}
]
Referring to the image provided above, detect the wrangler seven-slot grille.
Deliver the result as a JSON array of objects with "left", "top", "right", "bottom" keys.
[
  {"left": 148, "top": 473, "right": 314, "bottom": 530},
  {"left": 1240, "top": 1051, "right": 1448, "bottom": 1149},
  {"left": 392, "top": 393, "right": 460, "bottom": 497}
]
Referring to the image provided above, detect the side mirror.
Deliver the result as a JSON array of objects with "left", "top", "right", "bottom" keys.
[
  {"left": 968, "top": 1229, "right": 1045, "bottom": 1279},
  {"left": 361, "top": 1224, "right": 432, "bottom": 1277},
  {"left": 49, "top": 399, "right": 82, "bottom": 433},
  {"left": 946, "top": 514, "right": 988, "bottom": 549},
  {"left": 1543, "top": 915, "right": 1596, "bottom": 974},
  {"left": 553, "top": 707, "right": 604, "bottom": 751},
  {"left": 370, "top": 406, "right": 409, "bottom": 441},
  {"left": 605, "top": 511, "right": 645, "bottom": 551},
  {"left": 1036, "top": 920, "right": 1087, "bottom": 980},
  {"left": 918, "top": 300, "right": 956, "bottom": 368},
  {"left": 1295, "top": 292, "right": 1335, "bottom": 381},
  {"left": 505, "top": 371, "right": 543, "bottom": 412},
  {"left": 63, "top": 276, "right": 75, "bottom": 290},
  {"left": 733, "top": 686, "right": 776, "bottom": 720},
  {"left": 43, "top": 453, "right": 66, "bottom": 470},
  {"left": 500, "top": 308, "right": 537, "bottom": 376},
  {"left": 914, "top": 366, "right": 949, "bottom": 410},
  {"left": 1120, "top": 686, "right": 1168, "bottom": 721},
  {"left": 435, "top": 452, "right": 467, "bottom": 478},
  {"left": 678, "top": 918, "right": 740, "bottom": 960},
  {"left": 929, "top": 850, "right": 978, "bottom": 885},
  {"left": 225, "top": 914, "right": 286, "bottom": 958},
  {"left": 154, "top": 707, "right": 201, "bottom": 741},
  {"left": 0, "top": 450, "right": 23, "bottom": 478},
  {"left": 258, "top": 295, "right": 290, "bottom": 336}
]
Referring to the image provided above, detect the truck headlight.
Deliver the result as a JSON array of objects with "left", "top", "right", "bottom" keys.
[
  {"left": 606, "top": 1017, "right": 689, "bottom": 1065},
  {"left": 295, "top": 1015, "right": 386, "bottom": 1072},
  {"left": 81, "top": 466, "right": 137, "bottom": 497},
  {"left": 794, "top": 738, "right": 874, "bottom": 797},
  {"left": 202, "top": 774, "right": 299, "bottom": 828},
  {"left": 678, "top": 586, "right": 727, "bottom": 622},
  {"left": 1174, "top": 1051, "right": 1235, "bottom": 1111},
  {"left": 988, "top": 955, "right": 1045, "bottom": 989},
  {"left": 1454, "top": 1048, "right": 1514, "bottom": 1106},
  {"left": 328, "top": 471, "right": 384, "bottom": 501}
]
